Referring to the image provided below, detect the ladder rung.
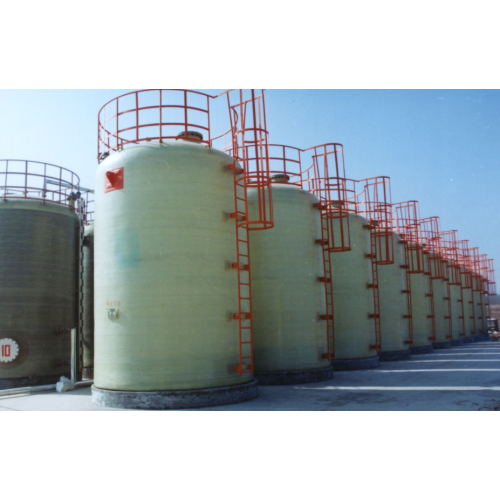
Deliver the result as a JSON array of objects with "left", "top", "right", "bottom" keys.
[
  {"left": 232, "top": 263, "right": 249, "bottom": 270},
  {"left": 233, "top": 313, "right": 252, "bottom": 320}
]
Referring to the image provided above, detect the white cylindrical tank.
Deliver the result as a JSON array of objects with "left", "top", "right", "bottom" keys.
[
  {"left": 91, "top": 140, "right": 259, "bottom": 410},
  {"left": 378, "top": 234, "right": 411, "bottom": 360},
  {"left": 446, "top": 260, "right": 464, "bottom": 346},
  {"left": 247, "top": 180, "right": 333, "bottom": 385},
  {"left": 472, "top": 273, "right": 486, "bottom": 339},
  {"left": 408, "top": 250, "right": 433, "bottom": 354},
  {"left": 330, "top": 213, "right": 379, "bottom": 370},
  {"left": 431, "top": 277, "right": 451, "bottom": 348},
  {"left": 460, "top": 267, "right": 475, "bottom": 343}
]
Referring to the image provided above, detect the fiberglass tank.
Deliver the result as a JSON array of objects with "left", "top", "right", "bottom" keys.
[
  {"left": 82, "top": 222, "right": 94, "bottom": 379},
  {"left": 91, "top": 137, "right": 258, "bottom": 410},
  {"left": 460, "top": 267, "right": 475, "bottom": 343},
  {"left": 377, "top": 233, "right": 411, "bottom": 361},
  {"left": 247, "top": 176, "right": 333, "bottom": 385},
  {"left": 330, "top": 213, "right": 379, "bottom": 370},
  {"left": 473, "top": 273, "right": 486, "bottom": 339},
  {"left": 446, "top": 261, "right": 464, "bottom": 346},
  {"left": 0, "top": 198, "right": 79, "bottom": 389},
  {"left": 409, "top": 251, "right": 434, "bottom": 353}
]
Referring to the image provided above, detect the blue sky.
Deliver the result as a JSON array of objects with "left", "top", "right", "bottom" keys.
[{"left": 0, "top": 89, "right": 498, "bottom": 268}]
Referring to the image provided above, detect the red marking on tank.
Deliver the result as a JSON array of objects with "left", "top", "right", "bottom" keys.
[
  {"left": 105, "top": 167, "right": 124, "bottom": 193},
  {"left": 2, "top": 345, "right": 10, "bottom": 357}
]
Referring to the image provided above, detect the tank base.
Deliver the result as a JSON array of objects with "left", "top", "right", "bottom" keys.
[
  {"left": 91, "top": 380, "right": 259, "bottom": 410},
  {"left": 0, "top": 375, "right": 67, "bottom": 391},
  {"left": 433, "top": 342, "right": 451, "bottom": 350},
  {"left": 377, "top": 350, "right": 411, "bottom": 362},
  {"left": 450, "top": 339, "right": 464, "bottom": 347},
  {"left": 463, "top": 337, "right": 475, "bottom": 344},
  {"left": 254, "top": 365, "right": 333, "bottom": 386},
  {"left": 410, "top": 345, "right": 434, "bottom": 355},
  {"left": 474, "top": 334, "right": 489, "bottom": 342},
  {"left": 331, "top": 357, "right": 380, "bottom": 371}
]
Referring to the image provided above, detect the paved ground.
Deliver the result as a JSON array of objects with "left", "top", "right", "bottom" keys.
[{"left": 1, "top": 340, "right": 500, "bottom": 411}]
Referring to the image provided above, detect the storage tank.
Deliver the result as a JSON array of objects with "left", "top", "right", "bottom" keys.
[
  {"left": 330, "top": 212, "right": 379, "bottom": 370},
  {"left": 82, "top": 222, "right": 94, "bottom": 379},
  {"left": 247, "top": 173, "right": 333, "bottom": 384},
  {"left": 440, "top": 232, "right": 463, "bottom": 345},
  {"left": 460, "top": 266, "right": 475, "bottom": 343},
  {"left": 449, "top": 282, "right": 464, "bottom": 345},
  {"left": 377, "top": 233, "right": 412, "bottom": 360},
  {"left": 431, "top": 272, "right": 451, "bottom": 348},
  {"left": 472, "top": 272, "right": 486, "bottom": 340},
  {"left": 408, "top": 251, "right": 434, "bottom": 353},
  {"left": 91, "top": 89, "right": 267, "bottom": 409},
  {"left": 91, "top": 139, "right": 261, "bottom": 409},
  {"left": 0, "top": 161, "right": 80, "bottom": 389}
]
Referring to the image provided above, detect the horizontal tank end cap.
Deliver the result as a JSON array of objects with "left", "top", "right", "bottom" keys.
[
  {"left": 271, "top": 174, "right": 290, "bottom": 183},
  {"left": 177, "top": 131, "right": 204, "bottom": 142}
]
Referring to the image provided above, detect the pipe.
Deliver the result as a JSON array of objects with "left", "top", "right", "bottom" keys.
[
  {"left": 45, "top": 179, "right": 94, "bottom": 193},
  {"left": 0, "top": 380, "right": 93, "bottom": 398},
  {"left": 71, "top": 327, "right": 78, "bottom": 383}
]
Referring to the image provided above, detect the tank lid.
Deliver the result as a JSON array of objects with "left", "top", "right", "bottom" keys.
[
  {"left": 271, "top": 174, "right": 290, "bottom": 183},
  {"left": 177, "top": 131, "right": 204, "bottom": 142}
]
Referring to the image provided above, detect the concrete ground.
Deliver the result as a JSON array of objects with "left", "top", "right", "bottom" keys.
[{"left": 1, "top": 340, "right": 500, "bottom": 411}]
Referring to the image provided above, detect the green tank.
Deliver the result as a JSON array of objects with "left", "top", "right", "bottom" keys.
[
  {"left": 330, "top": 213, "right": 379, "bottom": 370},
  {"left": 247, "top": 180, "right": 333, "bottom": 384},
  {"left": 378, "top": 233, "right": 411, "bottom": 360},
  {"left": 91, "top": 140, "right": 258, "bottom": 410},
  {"left": 0, "top": 199, "right": 79, "bottom": 389},
  {"left": 82, "top": 222, "right": 94, "bottom": 379}
]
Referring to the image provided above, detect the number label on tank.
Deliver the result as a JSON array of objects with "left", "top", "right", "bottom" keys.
[{"left": 0, "top": 339, "right": 19, "bottom": 363}]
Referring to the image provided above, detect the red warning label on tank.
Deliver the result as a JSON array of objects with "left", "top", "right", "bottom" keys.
[{"left": 105, "top": 167, "right": 124, "bottom": 193}]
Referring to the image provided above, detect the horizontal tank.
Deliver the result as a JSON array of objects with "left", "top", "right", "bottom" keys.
[
  {"left": 330, "top": 213, "right": 379, "bottom": 370},
  {"left": 247, "top": 180, "right": 333, "bottom": 385},
  {"left": 378, "top": 233, "right": 411, "bottom": 361},
  {"left": 0, "top": 198, "right": 79, "bottom": 389},
  {"left": 92, "top": 141, "right": 258, "bottom": 409}
]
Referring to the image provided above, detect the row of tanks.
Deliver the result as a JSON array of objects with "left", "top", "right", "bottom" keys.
[{"left": 0, "top": 89, "right": 496, "bottom": 410}]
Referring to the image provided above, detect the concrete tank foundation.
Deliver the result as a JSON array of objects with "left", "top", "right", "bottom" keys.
[
  {"left": 463, "top": 338, "right": 475, "bottom": 344},
  {"left": 92, "top": 380, "right": 259, "bottom": 410},
  {"left": 378, "top": 350, "right": 411, "bottom": 362},
  {"left": 410, "top": 345, "right": 434, "bottom": 355},
  {"left": 450, "top": 339, "right": 464, "bottom": 346},
  {"left": 332, "top": 357, "right": 380, "bottom": 371},
  {"left": 254, "top": 365, "right": 334, "bottom": 386},
  {"left": 433, "top": 342, "right": 451, "bottom": 350}
]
